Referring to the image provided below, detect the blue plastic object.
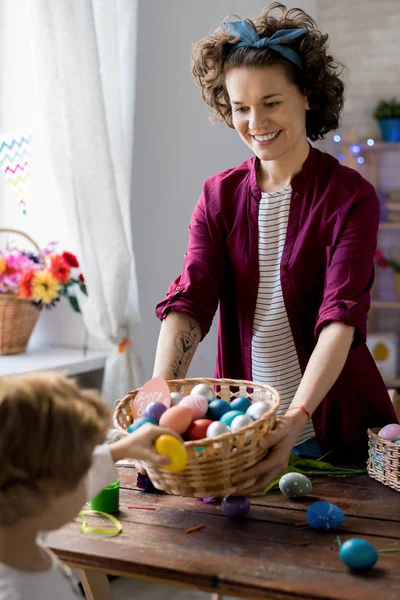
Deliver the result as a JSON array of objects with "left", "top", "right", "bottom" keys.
[
  {"left": 127, "top": 417, "right": 157, "bottom": 433},
  {"left": 339, "top": 538, "right": 378, "bottom": 571}
]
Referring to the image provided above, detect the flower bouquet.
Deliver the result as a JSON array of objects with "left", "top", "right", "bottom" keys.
[{"left": 0, "top": 239, "right": 87, "bottom": 354}]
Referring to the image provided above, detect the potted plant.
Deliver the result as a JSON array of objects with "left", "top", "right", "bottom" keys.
[
  {"left": 373, "top": 98, "right": 400, "bottom": 143},
  {"left": 0, "top": 239, "right": 87, "bottom": 355}
]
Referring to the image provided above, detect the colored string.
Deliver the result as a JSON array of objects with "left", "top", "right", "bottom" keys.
[{"left": 78, "top": 510, "right": 122, "bottom": 536}]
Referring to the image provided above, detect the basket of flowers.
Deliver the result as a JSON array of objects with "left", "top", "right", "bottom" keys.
[{"left": 0, "top": 228, "right": 87, "bottom": 355}]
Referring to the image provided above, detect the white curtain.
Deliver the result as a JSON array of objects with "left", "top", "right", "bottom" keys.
[{"left": 29, "top": 0, "right": 142, "bottom": 404}]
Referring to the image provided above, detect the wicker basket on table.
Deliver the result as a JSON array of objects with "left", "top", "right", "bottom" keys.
[
  {"left": 0, "top": 229, "right": 41, "bottom": 355},
  {"left": 114, "top": 377, "right": 280, "bottom": 498},
  {"left": 367, "top": 428, "right": 400, "bottom": 492}
]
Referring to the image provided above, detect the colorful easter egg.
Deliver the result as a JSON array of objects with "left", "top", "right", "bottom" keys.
[
  {"left": 307, "top": 502, "right": 345, "bottom": 530},
  {"left": 127, "top": 417, "right": 157, "bottom": 433},
  {"left": 154, "top": 434, "right": 188, "bottom": 473},
  {"left": 230, "top": 414, "right": 254, "bottom": 432},
  {"left": 180, "top": 394, "right": 208, "bottom": 420},
  {"left": 206, "top": 421, "right": 231, "bottom": 438},
  {"left": 279, "top": 472, "right": 312, "bottom": 498},
  {"left": 378, "top": 423, "right": 400, "bottom": 442},
  {"left": 187, "top": 419, "right": 214, "bottom": 441},
  {"left": 170, "top": 392, "right": 184, "bottom": 406},
  {"left": 230, "top": 397, "right": 252, "bottom": 413},
  {"left": 220, "top": 410, "right": 244, "bottom": 427},
  {"left": 131, "top": 376, "right": 171, "bottom": 419},
  {"left": 144, "top": 401, "right": 167, "bottom": 423},
  {"left": 222, "top": 495, "right": 251, "bottom": 518},
  {"left": 159, "top": 405, "right": 192, "bottom": 434},
  {"left": 246, "top": 401, "right": 271, "bottom": 420},
  {"left": 207, "top": 399, "right": 231, "bottom": 421},
  {"left": 339, "top": 538, "right": 378, "bottom": 571},
  {"left": 191, "top": 383, "right": 215, "bottom": 401}
]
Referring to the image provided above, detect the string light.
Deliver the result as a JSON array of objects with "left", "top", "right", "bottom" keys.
[
  {"left": 338, "top": 154, "right": 344, "bottom": 162},
  {"left": 367, "top": 138, "right": 375, "bottom": 146},
  {"left": 357, "top": 157, "right": 365, "bottom": 165},
  {"left": 350, "top": 145, "right": 361, "bottom": 154},
  {"left": 333, "top": 134, "right": 341, "bottom": 143}
]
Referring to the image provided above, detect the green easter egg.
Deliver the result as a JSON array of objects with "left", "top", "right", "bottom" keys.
[{"left": 220, "top": 410, "right": 244, "bottom": 426}]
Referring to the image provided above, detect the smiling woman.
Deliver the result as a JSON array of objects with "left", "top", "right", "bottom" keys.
[{"left": 152, "top": 2, "right": 398, "bottom": 491}]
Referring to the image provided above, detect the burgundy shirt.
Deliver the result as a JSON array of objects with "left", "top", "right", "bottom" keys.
[{"left": 156, "top": 146, "right": 398, "bottom": 463}]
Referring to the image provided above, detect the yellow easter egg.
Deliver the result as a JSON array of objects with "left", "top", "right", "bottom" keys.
[{"left": 154, "top": 434, "right": 188, "bottom": 473}]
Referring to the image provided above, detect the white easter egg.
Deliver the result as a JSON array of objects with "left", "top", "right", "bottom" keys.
[
  {"left": 170, "top": 392, "right": 184, "bottom": 406},
  {"left": 246, "top": 401, "right": 271, "bottom": 420},
  {"left": 191, "top": 383, "right": 215, "bottom": 402},
  {"left": 230, "top": 415, "right": 254, "bottom": 432},
  {"left": 206, "top": 421, "right": 231, "bottom": 438}
]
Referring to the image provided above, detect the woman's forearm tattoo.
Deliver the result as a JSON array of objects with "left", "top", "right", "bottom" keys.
[{"left": 171, "top": 319, "right": 199, "bottom": 378}]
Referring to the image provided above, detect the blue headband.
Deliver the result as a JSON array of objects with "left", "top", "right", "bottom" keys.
[{"left": 224, "top": 20, "right": 306, "bottom": 70}]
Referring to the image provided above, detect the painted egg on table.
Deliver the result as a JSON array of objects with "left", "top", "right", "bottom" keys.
[
  {"left": 230, "top": 397, "right": 252, "bottom": 413},
  {"left": 246, "top": 401, "right": 271, "bottom": 420},
  {"left": 307, "top": 502, "right": 345, "bottom": 530},
  {"left": 191, "top": 383, "right": 215, "bottom": 402},
  {"left": 154, "top": 434, "right": 188, "bottom": 473},
  {"left": 222, "top": 495, "right": 251, "bottom": 518},
  {"left": 230, "top": 415, "right": 254, "bottom": 432},
  {"left": 144, "top": 401, "right": 167, "bottom": 424},
  {"left": 207, "top": 399, "right": 231, "bottom": 421},
  {"left": 279, "top": 473, "right": 312, "bottom": 498},
  {"left": 127, "top": 416, "right": 157, "bottom": 433},
  {"left": 187, "top": 419, "right": 214, "bottom": 441},
  {"left": 170, "top": 392, "right": 184, "bottom": 406},
  {"left": 378, "top": 423, "right": 400, "bottom": 442},
  {"left": 180, "top": 394, "right": 208, "bottom": 420},
  {"left": 206, "top": 421, "right": 231, "bottom": 438},
  {"left": 220, "top": 410, "right": 244, "bottom": 427},
  {"left": 159, "top": 405, "right": 192, "bottom": 434},
  {"left": 339, "top": 538, "right": 378, "bottom": 571}
]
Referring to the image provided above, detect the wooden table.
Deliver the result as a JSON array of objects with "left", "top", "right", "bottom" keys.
[{"left": 47, "top": 467, "right": 400, "bottom": 600}]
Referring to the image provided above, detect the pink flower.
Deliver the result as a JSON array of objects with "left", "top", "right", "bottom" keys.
[{"left": 375, "top": 249, "right": 389, "bottom": 268}]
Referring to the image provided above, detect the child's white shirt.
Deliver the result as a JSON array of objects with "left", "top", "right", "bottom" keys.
[{"left": 0, "top": 443, "right": 118, "bottom": 599}]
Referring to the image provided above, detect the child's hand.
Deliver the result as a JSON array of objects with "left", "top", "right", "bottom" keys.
[{"left": 108, "top": 424, "right": 182, "bottom": 467}]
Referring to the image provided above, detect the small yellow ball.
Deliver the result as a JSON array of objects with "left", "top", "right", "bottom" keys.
[{"left": 154, "top": 435, "right": 188, "bottom": 473}]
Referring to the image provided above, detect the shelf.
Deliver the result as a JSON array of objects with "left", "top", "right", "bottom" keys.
[
  {"left": 385, "top": 378, "right": 400, "bottom": 388},
  {"left": 379, "top": 222, "right": 400, "bottom": 230},
  {"left": 0, "top": 347, "right": 108, "bottom": 377},
  {"left": 371, "top": 301, "right": 400, "bottom": 309}
]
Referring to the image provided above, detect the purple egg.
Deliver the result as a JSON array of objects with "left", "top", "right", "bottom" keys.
[
  {"left": 144, "top": 401, "right": 167, "bottom": 424},
  {"left": 378, "top": 423, "right": 400, "bottom": 442},
  {"left": 222, "top": 495, "right": 251, "bottom": 518}
]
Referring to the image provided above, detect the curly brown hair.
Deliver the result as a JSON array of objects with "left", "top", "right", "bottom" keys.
[{"left": 191, "top": 2, "right": 345, "bottom": 141}]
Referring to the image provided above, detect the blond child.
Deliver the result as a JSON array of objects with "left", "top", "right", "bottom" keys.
[{"left": 0, "top": 372, "right": 178, "bottom": 599}]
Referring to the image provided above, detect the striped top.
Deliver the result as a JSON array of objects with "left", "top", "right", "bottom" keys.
[{"left": 251, "top": 187, "right": 315, "bottom": 446}]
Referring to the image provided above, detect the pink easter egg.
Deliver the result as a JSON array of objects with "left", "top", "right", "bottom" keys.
[
  {"left": 180, "top": 394, "right": 208, "bottom": 421},
  {"left": 378, "top": 423, "right": 400, "bottom": 442}
]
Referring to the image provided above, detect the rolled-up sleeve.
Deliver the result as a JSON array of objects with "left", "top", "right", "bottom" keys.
[
  {"left": 314, "top": 182, "right": 380, "bottom": 346},
  {"left": 155, "top": 191, "right": 219, "bottom": 340}
]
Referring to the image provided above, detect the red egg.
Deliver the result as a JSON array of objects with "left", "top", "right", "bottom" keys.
[
  {"left": 187, "top": 419, "right": 213, "bottom": 441},
  {"left": 159, "top": 405, "right": 192, "bottom": 434}
]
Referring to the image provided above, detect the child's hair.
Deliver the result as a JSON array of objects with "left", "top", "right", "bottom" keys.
[
  {"left": 191, "top": 2, "right": 345, "bottom": 141},
  {"left": 0, "top": 372, "right": 110, "bottom": 525}
]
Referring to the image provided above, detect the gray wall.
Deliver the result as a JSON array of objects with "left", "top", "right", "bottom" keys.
[{"left": 131, "top": 0, "right": 317, "bottom": 381}]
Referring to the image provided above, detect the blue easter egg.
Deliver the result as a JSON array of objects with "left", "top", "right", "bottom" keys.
[
  {"left": 127, "top": 417, "right": 157, "bottom": 433},
  {"left": 230, "top": 397, "right": 252, "bottom": 413},
  {"left": 207, "top": 399, "right": 231, "bottom": 421},
  {"left": 220, "top": 410, "right": 244, "bottom": 426},
  {"left": 339, "top": 538, "right": 378, "bottom": 570},
  {"left": 307, "top": 501, "right": 345, "bottom": 530}
]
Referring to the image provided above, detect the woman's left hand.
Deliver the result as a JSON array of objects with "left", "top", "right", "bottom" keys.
[{"left": 231, "top": 411, "right": 307, "bottom": 494}]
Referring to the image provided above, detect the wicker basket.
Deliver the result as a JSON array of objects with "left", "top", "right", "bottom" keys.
[
  {"left": 114, "top": 378, "right": 280, "bottom": 498},
  {"left": 367, "top": 428, "right": 400, "bottom": 492},
  {"left": 0, "top": 229, "right": 40, "bottom": 355}
]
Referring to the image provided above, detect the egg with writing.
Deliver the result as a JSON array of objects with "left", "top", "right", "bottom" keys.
[
  {"left": 279, "top": 472, "right": 312, "bottom": 498},
  {"left": 206, "top": 421, "right": 231, "bottom": 438},
  {"left": 159, "top": 405, "right": 192, "bottom": 434},
  {"left": 180, "top": 394, "right": 208, "bottom": 420},
  {"left": 307, "top": 502, "right": 345, "bottom": 530},
  {"left": 187, "top": 419, "right": 214, "bottom": 441},
  {"left": 191, "top": 383, "right": 215, "bottom": 401},
  {"left": 378, "top": 423, "right": 400, "bottom": 442}
]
